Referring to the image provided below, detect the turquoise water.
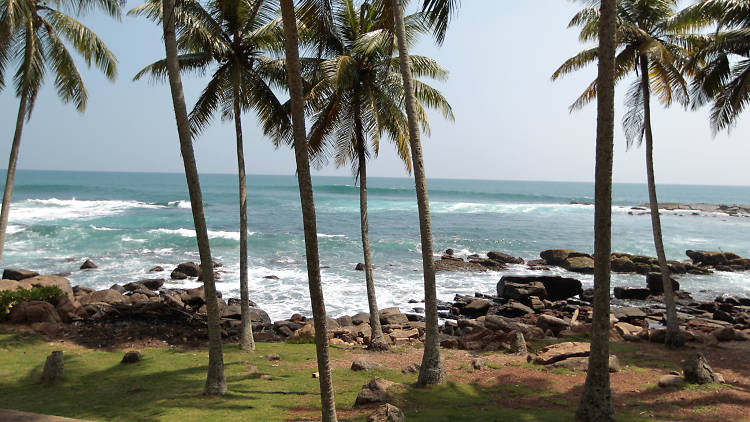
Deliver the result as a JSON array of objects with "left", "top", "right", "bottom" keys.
[{"left": 5, "top": 170, "right": 750, "bottom": 320}]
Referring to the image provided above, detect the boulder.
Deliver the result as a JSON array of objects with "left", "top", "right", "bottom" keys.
[
  {"left": 563, "top": 256, "right": 595, "bottom": 274},
  {"left": 354, "top": 377, "right": 401, "bottom": 406},
  {"left": 121, "top": 351, "right": 142, "bottom": 364},
  {"left": 658, "top": 375, "right": 684, "bottom": 388},
  {"left": 351, "top": 358, "right": 384, "bottom": 371},
  {"left": 110, "top": 284, "right": 126, "bottom": 294},
  {"left": 462, "top": 299, "right": 491, "bottom": 318},
  {"left": 550, "top": 355, "right": 620, "bottom": 372},
  {"left": 55, "top": 296, "right": 85, "bottom": 322},
  {"left": 536, "top": 314, "right": 569, "bottom": 335},
  {"left": 610, "top": 257, "right": 636, "bottom": 273},
  {"left": 0, "top": 279, "right": 19, "bottom": 292},
  {"left": 498, "top": 280, "right": 547, "bottom": 301},
  {"left": 686, "top": 250, "right": 729, "bottom": 266},
  {"left": 579, "top": 288, "right": 594, "bottom": 303},
  {"left": 530, "top": 342, "right": 590, "bottom": 365},
  {"left": 41, "top": 351, "right": 64, "bottom": 382},
  {"left": 379, "top": 307, "right": 408, "bottom": 325},
  {"left": 613, "top": 287, "right": 650, "bottom": 300},
  {"left": 8, "top": 301, "right": 62, "bottom": 324},
  {"left": 487, "top": 251, "right": 524, "bottom": 264},
  {"left": 434, "top": 258, "right": 487, "bottom": 272},
  {"left": 136, "top": 279, "right": 164, "bottom": 290},
  {"left": 498, "top": 275, "right": 582, "bottom": 301},
  {"left": 367, "top": 404, "right": 404, "bottom": 422},
  {"left": 148, "top": 266, "right": 164, "bottom": 273},
  {"left": 174, "top": 262, "right": 201, "bottom": 277},
  {"left": 78, "top": 289, "right": 126, "bottom": 306},
  {"left": 73, "top": 285, "right": 94, "bottom": 296},
  {"left": 80, "top": 259, "right": 97, "bottom": 270},
  {"left": 355, "top": 263, "right": 365, "bottom": 271},
  {"left": 540, "top": 249, "right": 578, "bottom": 266},
  {"left": 646, "top": 272, "right": 680, "bottom": 294},
  {"left": 170, "top": 270, "right": 188, "bottom": 280},
  {"left": 614, "top": 322, "right": 642, "bottom": 338},
  {"left": 682, "top": 353, "right": 720, "bottom": 384},
  {"left": 352, "top": 312, "right": 370, "bottom": 325},
  {"left": 612, "top": 306, "right": 647, "bottom": 322},
  {"left": 495, "top": 301, "right": 534, "bottom": 318},
  {"left": 18, "top": 275, "right": 74, "bottom": 299},
  {"left": 509, "top": 331, "right": 527, "bottom": 354},
  {"left": 2, "top": 269, "right": 39, "bottom": 281}
]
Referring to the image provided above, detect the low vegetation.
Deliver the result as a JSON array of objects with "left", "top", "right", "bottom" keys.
[{"left": 0, "top": 287, "right": 65, "bottom": 318}]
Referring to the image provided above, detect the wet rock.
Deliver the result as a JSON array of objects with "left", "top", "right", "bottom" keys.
[
  {"left": 487, "top": 251, "right": 524, "bottom": 264},
  {"left": 175, "top": 262, "right": 201, "bottom": 277},
  {"left": 499, "top": 275, "right": 582, "bottom": 301},
  {"left": 170, "top": 270, "right": 188, "bottom": 280},
  {"left": 80, "top": 259, "right": 97, "bottom": 270},
  {"left": 148, "top": 266, "right": 164, "bottom": 273},
  {"left": 614, "top": 287, "right": 650, "bottom": 300},
  {"left": 610, "top": 257, "right": 636, "bottom": 273},
  {"left": 686, "top": 250, "right": 730, "bottom": 267},
  {"left": 540, "top": 249, "right": 579, "bottom": 266},
  {"left": 2, "top": 269, "right": 39, "bottom": 281},
  {"left": 646, "top": 272, "right": 680, "bottom": 294},
  {"left": 434, "top": 257, "right": 487, "bottom": 273},
  {"left": 355, "top": 263, "right": 365, "bottom": 271}
]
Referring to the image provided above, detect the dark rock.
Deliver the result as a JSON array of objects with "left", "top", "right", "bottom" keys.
[
  {"left": 682, "top": 353, "right": 720, "bottom": 384},
  {"left": 41, "top": 351, "right": 64, "bottom": 382},
  {"left": 170, "top": 270, "right": 188, "bottom": 280},
  {"left": 499, "top": 275, "right": 582, "bottom": 301},
  {"left": 148, "top": 266, "right": 164, "bottom": 273},
  {"left": 9, "top": 301, "right": 62, "bottom": 324},
  {"left": 495, "top": 301, "right": 534, "bottom": 318},
  {"left": 434, "top": 258, "right": 487, "bottom": 273},
  {"left": 355, "top": 263, "right": 365, "bottom": 271},
  {"left": 263, "top": 275, "right": 280, "bottom": 280},
  {"left": 354, "top": 377, "right": 400, "bottom": 406},
  {"left": 444, "top": 249, "right": 454, "bottom": 256},
  {"left": 379, "top": 307, "right": 408, "bottom": 325},
  {"left": 471, "top": 358, "right": 485, "bottom": 370},
  {"left": 536, "top": 314, "right": 569, "bottom": 335},
  {"left": 646, "top": 272, "right": 680, "bottom": 294},
  {"left": 540, "top": 249, "right": 578, "bottom": 266},
  {"left": 487, "top": 251, "right": 524, "bottom": 264},
  {"left": 2, "top": 269, "right": 39, "bottom": 281},
  {"left": 613, "top": 306, "right": 647, "bottom": 322},
  {"left": 713, "top": 310, "right": 735, "bottom": 324},
  {"left": 73, "top": 285, "right": 94, "bottom": 296},
  {"left": 175, "top": 262, "right": 201, "bottom": 277},
  {"left": 468, "top": 258, "right": 506, "bottom": 269},
  {"left": 579, "top": 288, "right": 594, "bottom": 303},
  {"left": 610, "top": 257, "right": 636, "bottom": 273},
  {"left": 121, "top": 351, "right": 142, "bottom": 364},
  {"left": 139, "top": 279, "right": 164, "bottom": 290},
  {"left": 498, "top": 280, "right": 547, "bottom": 301},
  {"left": 462, "top": 299, "right": 491, "bottom": 318},
  {"left": 110, "top": 284, "right": 126, "bottom": 294},
  {"left": 613, "top": 287, "right": 650, "bottom": 300},
  {"left": 80, "top": 259, "right": 97, "bottom": 270}
]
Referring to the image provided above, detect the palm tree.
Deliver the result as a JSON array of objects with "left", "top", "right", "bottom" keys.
[
  {"left": 676, "top": 0, "right": 750, "bottom": 132},
  {"left": 299, "top": 0, "right": 453, "bottom": 351},
  {"left": 552, "top": 0, "right": 688, "bottom": 349},
  {"left": 131, "top": 0, "right": 227, "bottom": 395},
  {"left": 0, "top": 0, "right": 119, "bottom": 266},
  {"left": 132, "top": 0, "right": 287, "bottom": 352},
  {"left": 575, "top": 1, "right": 617, "bottom": 420},
  {"left": 279, "top": 0, "right": 337, "bottom": 420}
]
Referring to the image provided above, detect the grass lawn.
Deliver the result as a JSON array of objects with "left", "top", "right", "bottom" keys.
[{"left": 0, "top": 331, "right": 739, "bottom": 421}]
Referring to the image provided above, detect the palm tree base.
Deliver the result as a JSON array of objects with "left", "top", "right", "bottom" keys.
[
  {"left": 417, "top": 362, "right": 446, "bottom": 385},
  {"left": 664, "top": 332, "right": 685, "bottom": 350},
  {"left": 366, "top": 341, "right": 390, "bottom": 352}
]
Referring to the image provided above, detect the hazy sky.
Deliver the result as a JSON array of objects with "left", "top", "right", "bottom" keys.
[{"left": 1, "top": 1, "right": 748, "bottom": 185}]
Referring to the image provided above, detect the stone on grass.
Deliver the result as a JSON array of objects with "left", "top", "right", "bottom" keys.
[
  {"left": 509, "top": 331, "right": 527, "bottom": 355},
  {"left": 367, "top": 403, "right": 404, "bottom": 422},
  {"left": 401, "top": 363, "right": 420, "bottom": 374},
  {"left": 682, "top": 353, "right": 720, "bottom": 384},
  {"left": 658, "top": 375, "right": 684, "bottom": 388},
  {"left": 471, "top": 358, "right": 485, "bottom": 370},
  {"left": 42, "top": 351, "right": 64, "bottom": 382},
  {"left": 266, "top": 353, "right": 281, "bottom": 361},
  {"left": 351, "top": 358, "right": 384, "bottom": 371},
  {"left": 121, "top": 351, "right": 142, "bottom": 364},
  {"left": 354, "top": 377, "right": 400, "bottom": 406},
  {"left": 530, "top": 342, "right": 589, "bottom": 365}
]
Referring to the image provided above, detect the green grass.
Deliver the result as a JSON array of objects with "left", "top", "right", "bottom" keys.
[{"left": 0, "top": 332, "right": 701, "bottom": 422}]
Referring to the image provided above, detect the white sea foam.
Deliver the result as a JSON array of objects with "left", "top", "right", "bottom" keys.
[
  {"left": 7, "top": 225, "right": 24, "bottom": 234},
  {"left": 148, "top": 228, "right": 255, "bottom": 240},
  {"left": 11, "top": 198, "right": 163, "bottom": 223},
  {"left": 90, "top": 225, "right": 120, "bottom": 231},
  {"left": 122, "top": 236, "right": 147, "bottom": 243},
  {"left": 167, "top": 200, "right": 192, "bottom": 209},
  {"left": 317, "top": 233, "right": 346, "bottom": 238}
]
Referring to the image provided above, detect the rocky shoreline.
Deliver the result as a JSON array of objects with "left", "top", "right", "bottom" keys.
[{"left": 1, "top": 247, "right": 749, "bottom": 352}]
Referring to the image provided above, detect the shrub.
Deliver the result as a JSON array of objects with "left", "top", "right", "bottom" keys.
[{"left": 0, "top": 286, "right": 66, "bottom": 318}]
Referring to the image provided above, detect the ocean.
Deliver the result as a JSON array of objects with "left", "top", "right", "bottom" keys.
[{"left": 5, "top": 170, "right": 750, "bottom": 321}]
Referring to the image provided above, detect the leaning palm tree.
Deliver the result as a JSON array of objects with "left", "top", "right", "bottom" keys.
[
  {"left": 552, "top": 0, "right": 689, "bottom": 349},
  {"left": 279, "top": 0, "right": 337, "bottom": 420},
  {"left": 132, "top": 0, "right": 287, "bottom": 352},
  {"left": 0, "top": 0, "right": 120, "bottom": 266},
  {"left": 298, "top": 0, "right": 453, "bottom": 351},
  {"left": 675, "top": 0, "right": 750, "bottom": 132},
  {"left": 131, "top": 0, "right": 227, "bottom": 395},
  {"left": 575, "top": 0, "right": 617, "bottom": 420}
]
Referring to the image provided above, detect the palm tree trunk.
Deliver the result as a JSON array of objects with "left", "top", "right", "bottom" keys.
[
  {"left": 576, "top": 0, "right": 616, "bottom": 420},
  {"left": 639, "top": 55, "right": 683, "bottom": 349},
  {"left": 162, "top": 0, "right": 226, "bottom": 395},
  {"left": 354, "top": 107, "right": 387, "bottom": 349},
  {"left": 0, "top": 94, "right": 29, "bottom": 267},
  {"left": 279, "top": 1, "right": 337, "bottom": 420},
  {"left": 233, "top": 44, "right": 255, "bottom": 353},
  {"left": 390, "top": 0, "right": 445, "bottom": 385},
  {"left": 0, "top": 23, "right": 34, "bottom": 267}
]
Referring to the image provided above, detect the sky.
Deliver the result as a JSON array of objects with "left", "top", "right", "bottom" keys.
[{"left": 0, "top": 0, "right": 748, "bottom": 186}]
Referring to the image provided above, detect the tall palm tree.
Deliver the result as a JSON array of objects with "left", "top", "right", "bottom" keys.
[
  {"left": 576, "top": 0, "right": 617, "bottom": 420},
  {"left": 676, "top": 0, "right": 750, "bottom": 132},
  {"left": 552, "top": 0, "right": 689, "bottom": 349},
  {"left": 0, "top": 0, "right": 120, "bottom": 266},
  {"left": 299, "top": 0, "right": 453, "bottom": 351},
  {"left": 132, "top": 0, "right": 287, "bottom": 352},
  {"left": 132, "top": 0, "right": 227, "bottom": 395},
  {"left": 279, "top": 0, "right": 337, "bottom": 420}
]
